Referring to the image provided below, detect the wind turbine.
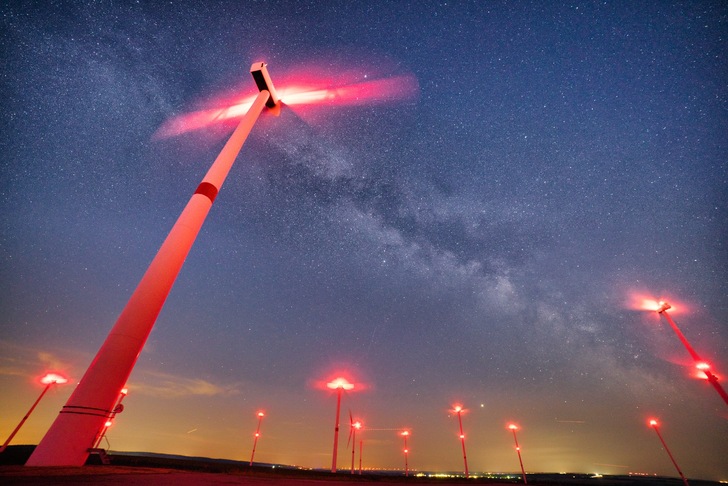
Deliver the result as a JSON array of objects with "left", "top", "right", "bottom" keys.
[
  {"left": 27, "top": 59, "right": 417, "bottom": 466},
  {"left": 27, "top": 62, "right": 281, "bottom": 466},
  {"left": 347, "top": 410, "right": 362, "bottom": 475}
]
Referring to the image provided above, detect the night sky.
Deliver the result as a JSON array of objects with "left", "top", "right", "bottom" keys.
[{"left": 2, "top": 0, "right": 727, "bottom": 480}]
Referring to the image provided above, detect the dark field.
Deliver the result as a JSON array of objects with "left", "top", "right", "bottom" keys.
[{"left": 0, "top": 446, "right": 722, "bottom": 486}]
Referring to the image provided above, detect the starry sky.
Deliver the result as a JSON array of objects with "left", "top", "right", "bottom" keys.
[{"left": 1, "top": 0, "right": 727, "bottom": 480}]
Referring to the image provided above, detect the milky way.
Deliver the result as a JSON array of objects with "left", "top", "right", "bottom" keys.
[{"left": 1, "top": 1, "right": 726, "bottom": 479}]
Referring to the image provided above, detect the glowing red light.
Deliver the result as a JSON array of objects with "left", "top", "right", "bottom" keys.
[
  {"left": 692, "top": 367, "right": 721, "bottom": 381},
  {"left": 120, "top": 388, "right": 129, "bottom": 395},
  {"left": 257, "top": 411, "right": 265, "bottom": 417},
  {"left": 154, "top": 95, "right": 257, "bottom": 138},
  {"left": 404, "top": 448, "right": 409, "bottom": 453},
  {"left": 104, "top": 421, "right": 112, "bottom": 427},
  {"left": 255, "top": 433, "right": 259, "bottom": 437},
  {"left": 508, "top": 423, "right": 518, "bottom": 430},
  {"left": 327, "top": 377, "right": 354, "bottom": 390},
  {"left": 153, "top": 67, "right": 419, "bottom": 140},
  {"left": 643, "top": 299, "right": 662, "bottom": 312},
  {"left": 627, "top": 292, "right": 688, "bottom": 314},
  {"left": 460, "top": 434, "right": 465, "bottom": 439},
  {"left": 279, "top": 75, "right": 418, "bottom": 108},
  {"left": 453, "top": 405, "right": 463, "bottom": 413},
  {"left": 648, "top": 419, "right": 658, "bottom": 427},
  {"left": 40, "top": 373, "right": 68, "bottom": 385},
  {"left": 401, "top": 431, "right": 409, "bottom": 436},
  {"left": 696, "top": 362, "right": 710, "bottom": 371}
]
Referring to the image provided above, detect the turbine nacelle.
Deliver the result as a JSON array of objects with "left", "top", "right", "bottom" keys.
[{"left": 250, "top": 62, "right": 280, "bottom": 107}]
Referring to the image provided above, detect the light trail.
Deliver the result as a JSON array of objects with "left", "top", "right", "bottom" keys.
[{"left": 154, "top": 69, "right": 418, "bottom": 139}]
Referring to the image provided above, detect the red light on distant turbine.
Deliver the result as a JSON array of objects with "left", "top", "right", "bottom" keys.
[
  {"left": 40, "top": 373, "right": 68, "bottom": 385},
  {"left": 641, "top": 299, "right": 662, "bottom": 312},
  {"left": 692, "top": 365, "right": 721, "bottom": 381},
  {"left": 648, "top": 419, "right": 658, "bottom": 427},
  {"left": 627, "top": 292, "right": 688, "bottom": 314},
  {"left": 257, "top": 411, "right": 265, "bottom": 417},
  {"left": 508, "top": 423, "right": 518, "bottom": 430},
  {"left": 327, "top": 377, "right": 355, "bottom": 390}
]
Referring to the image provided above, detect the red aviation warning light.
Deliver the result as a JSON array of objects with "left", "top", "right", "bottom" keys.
[
  {"left": 327, "top": 377, "right": 355, "bottom": 390},
  {"left": 40, "top": 373, "right": 68, "bottom": 385}
]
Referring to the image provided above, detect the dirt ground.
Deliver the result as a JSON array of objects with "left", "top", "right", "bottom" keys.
[{"left": 0, "top": 465, "right": 478, "bottom": 485}]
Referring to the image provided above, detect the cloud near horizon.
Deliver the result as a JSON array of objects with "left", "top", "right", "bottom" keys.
[{"left": 129, "top": 370, "right": 243, "bottom": 398}]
